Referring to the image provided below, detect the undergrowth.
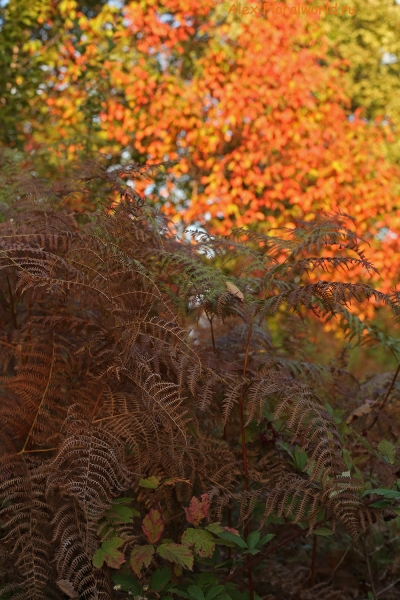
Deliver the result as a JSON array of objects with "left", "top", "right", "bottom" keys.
[{"left": 0, "top": 159, "right": 400, "bottom": 600}]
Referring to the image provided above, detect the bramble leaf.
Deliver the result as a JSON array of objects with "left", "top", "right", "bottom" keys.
[
  {"left": 130, "top": 545, "right": 154, "bottom": 576},
  {"left": 150, "top": 566, "right": 172, "bottom": 591},
  {"left": 216, "top": 530, "right": 248, "bottom": 549},
  {"left": 142, "top": 509, "right": 164, "bottom": 544},
  {"left": 157, "top": 543, "right": 194, "bottom": 570},
  {"left": 184, "top": 494, "right": 210, "bottom": 526},
  {"left": 181, "top": 528, "right": 216, "bottom": 558},
  {"left": 259, "top": 533, "right": 275, "bottom": 546},
  {"left": 93, "top": 537, "right": 125, "bottom": 569},
  {"left": 187, "top": 585, "right": 205, "bottom": 600},
  {"left": 378, "top": 439, "right": 396, "bottom": 464},
  {"left": 139, "top": 476, "right": 160, "bottom": 489},
  {"left": 313, "top": 528, "right": 333, "bottom": 537},
  {"left": 246, "top": 531, "right": 260, "bottom": 550},
  {"left": 205, "top": 586, "right": 224, "bottom": 600},
  {"left": 362, "top": 488, "right": 400, "bottom": 499}
]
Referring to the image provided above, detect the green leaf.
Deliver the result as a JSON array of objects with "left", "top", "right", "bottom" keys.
[
  {"left": 139, "top": 476, "right": 160, "bottom": 489},
  {"left": 111, "top": 504, "right": 135, "bottom": 523},
  {"left": 216, "top": 530, "right": 248, "bottom": 549},
  {"left": 111, "top": 573, "right": 141, "bottom": 594},
  {"left": 112, "top": 497, "right": 134, "bottom": 504},
  {"left": 378, "top": 440, "right": 396, "bottom": 464},
  {"left": 168, "top": 590, "right": 192, "bottom": 599},
  {"left": 157, "top": 543, "right": 194, "bottom": 570},
  {"left": 93, "top": 537, "right": 125, "bottom": 569},
  {"left": 130, "top": 545, "right": 154, "bottom": 576},
  {"left": 195, "top": 573, "right": 219, "bottom": 587},
  {"left": 142, "top": 509, "right": 164, "bottom": 544},
  {"left": 205, "top": 522, "right": 224, "bottom": 535},
  {"left": 362, "top": 488, "right": 400, "bottom": 499},
  {"left": 181, "top": 528, "right": 216, "bottom": 558},
  {"left": 313, "top": 528, "right": 333, "bottom": 537},
  {"left": 294, "top": 445, "right": 308, "bottom": 472},
  {"left": 205, "top": 587, "right": 225, "bottom": 600},
  {"left": 246, "top": 531, "right": 260, "bottom": 550},
  {"left": 150, "top": 566, "right": 172, "bottom": 592},
  {"left": 188, "top": 585, "right": 205, "bottom": 600},
  {"left": 276, "top": 440, "right": 294, "bottom": 459},
  {"left": 258, "top": 533, "right": 275, "bottom": 546},
  {"left": 370, "top": 500, "right": 391, "bottom": 508}
]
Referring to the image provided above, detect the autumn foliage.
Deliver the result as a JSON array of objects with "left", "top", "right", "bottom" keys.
[
  {"left": 1, "top": 0, "right": 400, "bottom": 295},
  {"left": 1, "top": 163, "right": 400, "bottom": 599}
]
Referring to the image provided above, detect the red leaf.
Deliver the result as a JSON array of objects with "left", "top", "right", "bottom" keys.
[
  {"left": 130, "top": 544, "right": 154, "bottom": 576},
  {"left": 142, "top": 509, "right": 164, "bottom": 544},
  {"left": 184, "top": 494, "right": 210, "bottom": 527}
]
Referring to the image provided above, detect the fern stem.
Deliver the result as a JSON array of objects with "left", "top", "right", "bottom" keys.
[
  {"left": 6, "top": 275, "right": 18, "bottom": 329},
  {"left": 19, "top": 336, "right": 55, "bottom": 454},
  {"left": 243, "top": 322, "right": 253, "bottom": 377},
  {"left": 206, "top": 311, "right": 216, "bottom": 353},
  {"left": 91, "top": 377, "right": 110, "bottom": 420},
  {"left": 241, "top": 321, "right": 254, "bottom": 599},
  {"left": 366, "top": 363, "right": 400, "bottom": 431}
]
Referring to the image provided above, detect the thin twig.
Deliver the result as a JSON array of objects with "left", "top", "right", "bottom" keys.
[
  {"left": 377, "top": 577, "right": 400, "bottom": 597},
  {"left": 363, "top": 537, "right": 377, "bottom": 600},
  {"left": 329, "top": 543, "right": 352, "bottom": 582},
  {"left": 366, "top": 364, "right": 400, "bottom": 431}
]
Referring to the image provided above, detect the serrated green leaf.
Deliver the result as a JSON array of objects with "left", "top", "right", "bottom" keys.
[
  {"left": 181, "top": 528, "right": 216, "bottom": 558},
  {"left": 195, "top": 573, "right": 219, "bottom": 587},
  {"left": 111, "top": 504, "right": 134, "bottom": 523},
  {"left": 370, "top": 500, "right": 391, "bottom": 508},
  {"left": 378, "top": 440, "right": 396, "bottom": 464},
  {"left": 150, "top": 566, "right": 172, "bottom": 592},
  {"left": 112, "top": 497, "right": 134, "bottom": 504},
  {"left": 93, "top": 548, "right": 106, "bottom": 569},
  {"left": 188, "top": 585, "right": 205, "bottom": 600},
  {"left": 362, "top": 488, "right": 400, "bottom": 499},
  {"left": 130, "top": 544, "right": 154, "bottom": 576},
  {"left": 93, "top": 537, "right": 125, "bottom": 569},
  {"left": 157, "top": 543, "right": 194, "bottom": 570},
  {"left": 246, "top": 531, "right": 260, "bottom": 549},
  {"left": 313, "top": 528, "right": 333, "bottom": 537},
  {"left": 139, "top": 476, "right": 160, "bottom": 489},
  {"left": 205, "top": 587, "right": 225, "bottom": 600},
  {"left": 205, "top": 522, "right": 224, "bottom": 535},
  {"left": 258, "top": 533, "right": 275, "bottom": 546},
  {"left": 216, "top": 530, "right": 248, "bottom": 549},
  {"left": 294, "top": 445, "right": 308, "bottom": 471},
  {"left": 168, "top": 590, "right": 191, "bottom": 599}
]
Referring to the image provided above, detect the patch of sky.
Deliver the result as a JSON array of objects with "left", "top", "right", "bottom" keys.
[
  {"left": 145, "top": 184, "right": 155, "bottom": 195},
  {"left": 375, "top": 227, "right": 398, "bottom": 242},
  {"left": 381, "top": 52, "right": 397, "bottom": 65}
]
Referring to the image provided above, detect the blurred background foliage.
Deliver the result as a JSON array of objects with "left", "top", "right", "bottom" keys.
[{"left": 1, "top": 0, "right": 400, "bottom": 379}]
